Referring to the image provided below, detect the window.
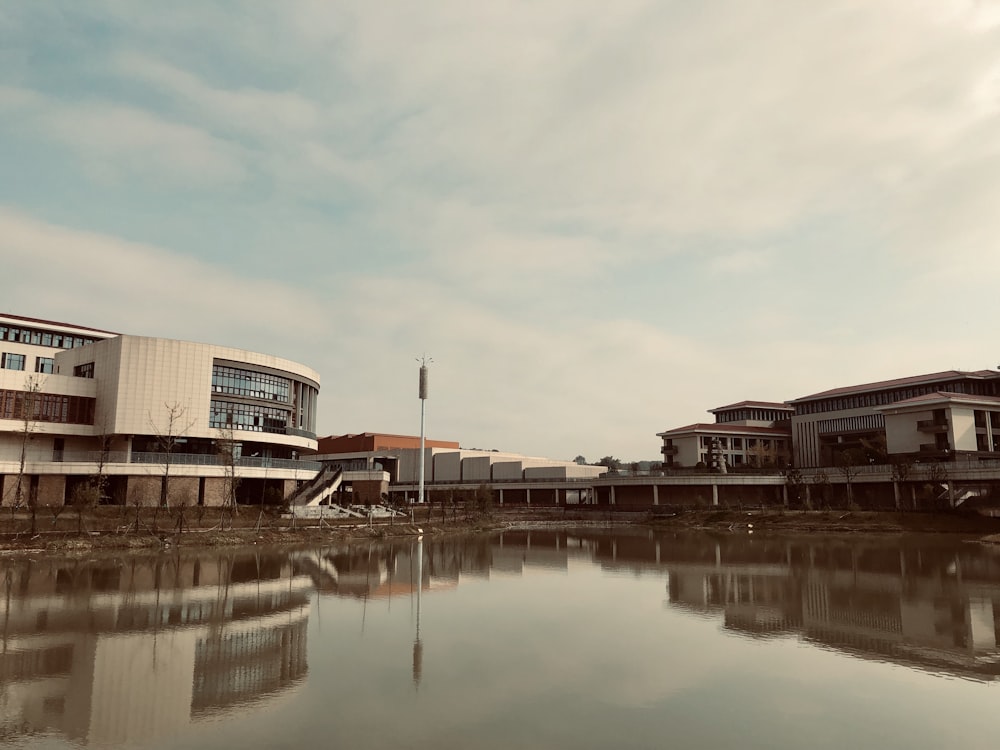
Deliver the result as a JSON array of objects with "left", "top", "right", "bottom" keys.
[
  {"left": 0, "top": 353, "right": 25, "bottom": 371},
  {"left": 209, "top": 400, "right": 291, "bottom": 434},
  {"left": 0, "top": 390, "right": 94, "bottom": 425},
  {"left": 211, "top": 364, "right": 290, "bottom": 402},
  {"left": 35, "top": 357, "right": 54, "bottom": 374},
  {"left": 732, "top": 438, "right": 742, "bottom": 449},
  {"left": 73, "top": 362, "right": 95, "bottom": 379}
]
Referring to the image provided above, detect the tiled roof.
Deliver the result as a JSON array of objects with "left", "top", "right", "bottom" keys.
[
  {"left": 0, "top": 312, "right": 118, "bottom": 336},
  {"left": 657, "top": 423, "right": 792, "bottom": 437},
  {"left": 708, "top": 400, "right": 793, "bottom": 412},
  {"left": 790, "top": 370, "right": 998, "bottom": 402},
  {"left": 879, "top": 391, "right": 1000, "bottom": 408}
]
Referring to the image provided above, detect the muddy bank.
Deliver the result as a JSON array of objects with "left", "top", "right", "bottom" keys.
[
  {"left": 645, "top": 508, "right": 1000, "bottom": 536},
  {"left": 2, "top": 507, "right": 1000, "bottom": 557}
]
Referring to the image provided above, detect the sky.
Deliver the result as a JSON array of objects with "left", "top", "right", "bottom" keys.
[{"left": 2, "top": 1, "right": 999, "bottom": 463}]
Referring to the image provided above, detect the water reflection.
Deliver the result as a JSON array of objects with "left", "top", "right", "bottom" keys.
[
  {"left": 2, "top": 530, "right": 1000, "bottom": 748},
  {"left": 0, "top": 550, "right": 309, "bottom": 746}
]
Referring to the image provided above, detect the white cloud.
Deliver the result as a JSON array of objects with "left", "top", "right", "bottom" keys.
[
  {"left": 4, "top": 1, "right": 1000, "bottom": 459},
  {"left": 0, "top": 210, "right": 324, "bottom": 350},
  {"left": 0, "top": 86, "right": 246, "bottom": 185}
]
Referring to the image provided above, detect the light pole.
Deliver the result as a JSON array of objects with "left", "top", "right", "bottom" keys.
[{"left": 417, "top": 356, "right": 432, "bottom": 504}]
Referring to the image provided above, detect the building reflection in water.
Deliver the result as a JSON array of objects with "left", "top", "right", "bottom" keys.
[
  {"left": 5, "top": 529, "right": 1000, "bottom": 746},
  {"left": 304, "top": 530, "right": 1000, "bottom": 683},
  {"left": 0, "top": 550, "right": 310, "bottom": 746}
]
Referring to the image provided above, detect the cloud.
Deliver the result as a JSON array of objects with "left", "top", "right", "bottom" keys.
[
  {"left": 3, "top": 1, "right": 1000, "bottom": 460},
  {"left": 0, "top": 210, "right": 324, "bottom": 351},
  {"left": 709, "top": 250, "right": 773, "bottom": 274},
  {"left": 0, "top": 85, "right": 246, "bottom": 185}
]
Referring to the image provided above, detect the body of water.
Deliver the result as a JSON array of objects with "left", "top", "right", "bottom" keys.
[{"left": 2, "top": 529, "right": 1000, "bottom": 749}]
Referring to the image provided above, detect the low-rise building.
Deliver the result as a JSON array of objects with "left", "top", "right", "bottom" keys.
[
  {"left": 1, "top": 313, "right": 321, "bottom": 506},
  {"left": 658, "top": 401, "right": 793, "bottom": 470}
]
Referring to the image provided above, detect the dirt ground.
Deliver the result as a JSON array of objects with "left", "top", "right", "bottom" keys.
[{"left": 1, "top": 505, "right": 999, "bottom": 557}]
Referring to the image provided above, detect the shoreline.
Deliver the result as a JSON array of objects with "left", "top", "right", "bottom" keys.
[{"left": 2, "top": 507, "right": 1000, "bottom": 558}]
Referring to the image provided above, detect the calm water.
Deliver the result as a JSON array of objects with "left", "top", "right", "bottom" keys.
[{"left": 2, "top": 529, "right": 1000, "bottom": 749}]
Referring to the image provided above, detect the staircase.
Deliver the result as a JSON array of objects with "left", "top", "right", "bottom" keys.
[{"left": 286, "top": 465, "right": 344, "bottom": 507}]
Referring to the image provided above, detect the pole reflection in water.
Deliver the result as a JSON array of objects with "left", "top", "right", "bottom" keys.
[
  {"left": 2, "top": 530, "right": 1000, "bottom": 749},
  {"left": 413, "top": 535, "right": 423, "bottom": 689}
]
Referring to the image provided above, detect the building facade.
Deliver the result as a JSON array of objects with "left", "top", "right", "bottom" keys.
[
  {"left": 658, "top": 370, "right": 1000, "bottom": 471},
  {"left": 789, "top": 370, "right": 1000, "bottom": 467},
  {"left": 658, "top": 401, "right": 793, "bottom": 470},
  {"left": 0, "top": 314, "right": 321, "bottom": 507}
]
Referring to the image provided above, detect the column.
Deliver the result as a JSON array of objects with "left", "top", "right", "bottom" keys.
[
  {"left": 498, "top": 488, "right": 504, "bottom": 506},
  {"left": 526, "top": 488, "right": 531, "bottom": 506},
  {"left": 653, "top": 484, "right": 659, "bottom": 505},
  {"left": 610, "top": 485, "right": 616, "bottom": 506},
  {"left": 712, "top": 483, "right": 719, "bottom": 507}
]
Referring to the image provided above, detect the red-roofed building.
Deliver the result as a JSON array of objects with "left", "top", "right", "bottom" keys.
[
  {"left": 657, "top": 401, "right": 793, "bottom": 470},
  {"left": 789, "top": 370, "right": 1000, "bottom": 466}
]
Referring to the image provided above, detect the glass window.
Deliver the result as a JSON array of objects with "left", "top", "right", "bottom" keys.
[
  {"left": 73, "top": 362, "right": 95, "bottom": 379},
  {"left": 211, "top": 364, "right": 291, "bottom": 403},
  {"left": 209, "top": 399, "right": 291, "bottom": 434},
  {"left": 35, "top": 357, "right": 55, "bottom": 374},
  {"left": 0, "top": 353, "right": 26, "bottom": 371}
]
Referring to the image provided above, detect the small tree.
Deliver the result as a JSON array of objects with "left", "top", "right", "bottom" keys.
[
  {"left": 835, "top": 448, "right": 864, "bottom": 508},
  {"left": 783, "top": 467, "right": 808, "bottom": 507},
  {"left": 473, "top": 483, "right": 495, "bottom": 520},
  {"left": 70, "top": 482, "right": 100, "bottom": 536},
  {"left": 597, "top": 456, "right": 621, "bottom": 473},
  {"left": 215, "top": 424, "right": 240, "bottom": 520},
  {"left": 148, "top": 402, "right": 195, "bottom": 508},
  {"left": 812, "top": 470, "right": 830, "bottom": 508}
]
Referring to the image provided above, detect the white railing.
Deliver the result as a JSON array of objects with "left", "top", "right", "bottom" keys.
[{"left": 20, "top": 450, "right": 320, "bottom": 472}]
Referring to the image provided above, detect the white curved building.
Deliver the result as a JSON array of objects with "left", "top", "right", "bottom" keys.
[{"left": 0, "top": 314, "right": 320, "bottom": 506}]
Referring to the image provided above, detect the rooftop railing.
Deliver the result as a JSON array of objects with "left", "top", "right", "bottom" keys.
[{"left": 24, "top": 450, "right": 320, "bottom": 472}]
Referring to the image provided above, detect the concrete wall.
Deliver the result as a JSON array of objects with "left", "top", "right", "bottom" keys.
[
  {"left": 36, "top": 475, "right": 66, "bottom": 506},
  {"left": 492, "top": 461, "right": 524, "bottom": 480},
  {"left": 884, "top": 410, "right": 933, "bottom": 454},
  {"left": 462, "top": 456, "right": 492, "bottom": 481},
  {"left": 125, "top": 475, "right": 199, "bottom": 507},
  {"left": 951, "top": 407, "right": 977, "bottom": 451},
  {"left": 433, "top": 452, "right": 463, "bottom": 481},
  {"left": 202, "top": 477, "right": 227, "bottom": 507}
]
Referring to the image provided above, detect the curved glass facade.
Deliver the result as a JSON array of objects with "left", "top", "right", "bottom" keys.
[
  {"left": 210, "top": 361, "right": 318, "bottom": 438},
  {"left": 212, "top": 365, "right": 290, "bottom": 402}
]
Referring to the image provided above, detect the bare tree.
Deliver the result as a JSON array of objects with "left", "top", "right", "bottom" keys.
[
  {"left": 835, "top": 448, "right": 863, "bottom": 508},
  {"left": 148, "top": 402, "right": 195, "bottom": 508},
  {"left": 215, "top": 424, "right": 240, "bottom": 526},
  {"left": 890, "top": 455, "right": 915, "bottom": 510},
  {"left": 11, "top": 376, "right": 45, "bottom": 533},
  {"left": 70, "top": 482, "right": 99, "bottom": 536}
]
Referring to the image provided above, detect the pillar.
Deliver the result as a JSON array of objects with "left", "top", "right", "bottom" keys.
[
  {"left": 610, "top": 485, "right": 616, "bottom": 506},
  {"left": 712, "top": 483, "right": 719, "bottom": 507},
  {"left": 526, "top": 488, "right": 531, "bottom": 506},
  {"left": 498, "top": 488, "right": 504, "bottom": 506},
  {"left": 653, "top": 484, "right": 659, "bottom": 505}
]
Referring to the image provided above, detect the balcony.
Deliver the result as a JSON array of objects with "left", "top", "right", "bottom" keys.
[
  {"left": 661, "top": 445, "right": 679, "bottom": 456},
  {"left": 917, "top": 420, "right": 948, "bottom": 433}
]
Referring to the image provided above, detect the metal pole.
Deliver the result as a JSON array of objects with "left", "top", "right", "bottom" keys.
[
  {"left": 418, "top": 396, "right": 426, "bottom": 504},
  {"left": 417, "top": 357, "right": 430, "bottom": 504}
]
